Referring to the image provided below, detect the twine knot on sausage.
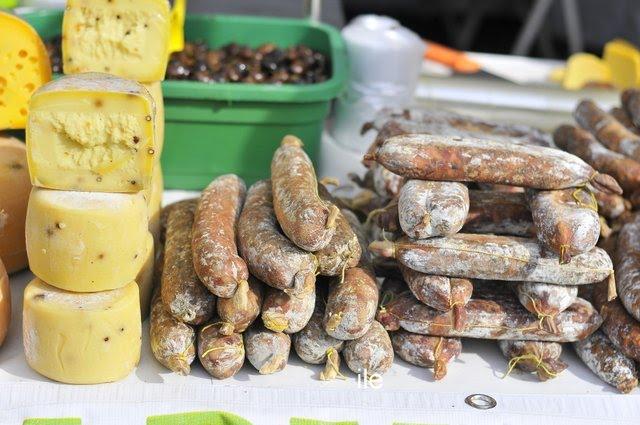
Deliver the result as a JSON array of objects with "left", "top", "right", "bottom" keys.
[
  {"left": 320, "top": 347, "right": 346, "bottom": 381},
  {"left": 326, "top": 311, "right": 343, "bottom": 332},
  {"left": 525, "top": 295, "right": 559, "bottom": 334},
  {"left": 502, "top": 354, "right": 558, "bottom": 379}
]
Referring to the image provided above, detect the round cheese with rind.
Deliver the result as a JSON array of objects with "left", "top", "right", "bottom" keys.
[
  {"left": 0, "top": 137, "right": 31, "bottom": 273},
  {"left": 26, "top": 188, "right": 150, "bottom": 292},
  {"left": 23, "top": 278, "right": 141, "bottom": 384}
]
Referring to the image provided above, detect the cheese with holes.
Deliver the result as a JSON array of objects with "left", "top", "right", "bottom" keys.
[
  {"left": 62, "top": 0, "right": 170, "bottom": 82},
  {"left": 145, "top": 164, "right": 163, "bottom": 244},
  {"left": 23, "top": 278, "right": 141, "bottom": 384},
  {"left": 0, "top": 12, "right": 52, "bottom": 129},
  {"left": 27, "top": 73, "right": 157, "bottom": 193},
  {"left": 0, "top": 137, "right": 31, "bottom": 273},
  {"left": 26, "top": 188, "right": 150, "bottom": 292},
  {"left": 0, "top": 259, "right": 11, "bottom": 347},
  {"left": 137, "top": 232, "right": 154, "bottom": 319},
  {"left": 143, "top": 82, "right": 164, "bottom": 156}
]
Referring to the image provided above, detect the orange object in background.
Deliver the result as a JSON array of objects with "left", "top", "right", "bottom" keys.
[{"left": 424, "top": 40, "right": 480, "bottom": 74}]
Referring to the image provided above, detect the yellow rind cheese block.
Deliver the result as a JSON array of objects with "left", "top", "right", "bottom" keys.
[
  {"left": 0, "top": 137, "right": 31, "bottom": 273},
  {"left": 145, "top": 164, "right": 164, "bottom": 245},
  {"left": 26, "top": 187, "right": 151, "bottom": 292},
  {"left": 27, "top": 73, "right": 157, "bottom": 193},
  {"left": 63, "top": 0, "right": 170, "bottom": 83},
  {"left": 0, "top": 11, "right": 52, "bottom": 129},
  {"left": 604, "top": 39, "right": 640, "bottom": 89},
  {"left": 137, "top": 233, "right": 154, "bottom": 319},
  {"left": 0, "top": 259, "right": 11, "bottom": 347},
  {"left": 23, "top": 278, "right": 141, "bottom": 384},
  {"left": 142, "top": 82, "right": 164, "bottom": 156}
]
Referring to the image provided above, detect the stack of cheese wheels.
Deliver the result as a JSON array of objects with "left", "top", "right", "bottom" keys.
[{"left": 23, "top": 75, "right": 165, "bottom": 386}]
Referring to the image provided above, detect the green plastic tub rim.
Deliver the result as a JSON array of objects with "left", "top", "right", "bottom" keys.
[{"left": 18, "top": 10, "right": 348, "bottom": 103}]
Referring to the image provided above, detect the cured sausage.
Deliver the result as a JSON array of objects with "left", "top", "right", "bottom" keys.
[
  {"left": 323, "top": 267, "right": 379, "bottom": 340},
  {"left": 594, "top": 191, "right": 630, "bottom": 220},
  {"left": 293, "top": 308, "right": 345, "bottom": 380},
  {"left": 513, "top": 282, "right": 578, "bottom": 333},
  {"left": 216, "top": 277, "right": 263, "bottom": 335},
  {"left": 610, "top": 106, "right": 640, "bottom": 135},
  {"left": 366, "top": 134, "right": 621, "bottom": 194},
  {"left": 400, "top": 265, "right": 471, "bottom": 331},
  {"left": 574, "top": 100, "right": 640, "bottom": 162},
  {"left": 237, "top": 180, "right": 316, "bottom": 295},
  {"left": 192, "top": 174, "right": 248, "bottom": 298},
  {"left": 271, "top": 135, "right": 338, "bottom": 251},
  {"left": 149, "top": 292, "right": 196, "bottom": 375},
  {"left": 592, "top": 280, "right": 640, "bottom": 361},
  {"left": 615, "top": 213, "right": 640, "bottom": 322},
  {"left": 463, "top": 190, "right": 534, "bottom": 237},
  {"left": 197, "top": 321, "right": 244, "bottom": 379},
  {"left": 398, "top": 180, "right": 469, "bottom": 239},
  {"left": 343, "top": 321, "right": 394, "bottom": 375},
  {"left": 261, "top": 279, "right": 316, "bottom": 334},
  {"left": 553, "top": 124, "right": 640, "bottom": 194},
  {"left": 391, "top": 330, "right": 461, "bottom": 380},
  {"left": 621, "top": 88, "right": 640, "bottom": 128},
  {"left": 315, "top": 185, "right": 361, "bottom": 277},
  {"left": 372, "top": 163, "right": 405, "bottom": 198},
  {"left": 161, "top": 199, "right": 216, "bottom": 325},
  {"left": 386, "top": 290, "right": 602, "bottom": 342},
  {"left": 498, "top": 340, "right": 567, "bottom": 381},
  {"left": 370, "top": 234, "right": 614, "bottom": 287},
  {"left": 527, "top": 188, "right": 600, "bottom": 263},
  {"left": 376, "top": 278, "right": 415, "bottom": 331},
  {"left": 574, "top": 330, "right": 638, "bottom": 394},
  {"left": 244, "top": 324, "right": 291, "bottom": 375}
]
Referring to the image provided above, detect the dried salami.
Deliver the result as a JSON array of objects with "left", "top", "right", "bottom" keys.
[{"left": 392, "top": 330, "right": 461, "bottom": 380}]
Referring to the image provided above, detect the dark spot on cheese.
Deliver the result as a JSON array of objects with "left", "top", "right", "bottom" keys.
[
  {"left": 133, "top": 136, "right": 139, "bottom": 144},
  {"left": 33, "top": 293, "right": 46, "bottom": 300},
  {"left": 55, "top": 222, "right": 64, "bottom": 229},
  {"left": 144, "top": 23, "right": 148, "bottom": 28},
  {"left": 94, "top": 99, "right": 104, "bottom": 108},
  {"left": 125, "top": 30, "right": 131, "bottom": 36},
  {"left": 46, "top": 227, "right": 55, "bottom": 237},
  {"left": 116, "top": 14, "right": 121, "bottom": 20},
  {"left": 145, "top": 115, "right": 151, "bottom": 121},
  {"left": 147, "top": 148, "right": 155, "bottom": 155},
  {"left": 98, "top": 253, "right": 105, "bottom": 260},
  {"left": 134, "top": 253, "right": 139, "bottom": 259},
  {"left": 130, "top": 180, "right": 137, "bottom": 186},
  {"left": 9, "top": 162, "right": 23, "bottom": 170},
  {"left": 18, "top": 50, "right": 28, "bottom": 58},
  {"left": 104, "top": 66, "right": 110, "bottom": 72},
  {"left": 120, "top": 327, "right": 125, "bottom": 332},
  {"left": 96, "top": 176, "right": 103, "bottom": 182},
  {"left": 104, "top": 337, "right": 110, "bottom": 342},
  {"left": 96, "top": 17, "right": 101, "bottom": 22}
]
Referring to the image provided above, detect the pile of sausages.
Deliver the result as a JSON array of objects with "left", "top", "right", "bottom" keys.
[
  {"left": 552, "top": 90, "right": 640, "bottom": 394},
  {"left": 343, "top": 107, "right": 628, "bottom": 386},
  {"left": 150, "top": 135, "right": 392, "bottom": 380}
]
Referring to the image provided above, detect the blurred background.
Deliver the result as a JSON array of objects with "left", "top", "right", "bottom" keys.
[{"left": 187, "top": 0, "right": 640, "bottom": 58}]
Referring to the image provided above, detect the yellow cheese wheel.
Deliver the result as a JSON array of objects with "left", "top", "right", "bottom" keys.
[
  {"left": 137, "top": 233, "right": 154, "bottom": 319},
  {"left": 604, "top": 39, "right": 640, "bottom": 89},
  {"left": 26, "top": 187, "right": 151, "bottom": 292},
  {"left": 0, "top": 137, "right": 31, "bottom": 273},
  {"left": 23, "top": 278, "right": 141, "bottom": 384},
  {"left": 0, "top": 258, "right": 11, "bottom": 347},
  {"left": 142, "top": 82, "right": 164, "bottom": 157},
  {"left": 0, "top": 11, "right": 52, "bottom": 130},
  {"left": 27, "top": 73, "right": 157, "bottom": 193},
  {"left": 562, "top": 53, "right": 612, "bottom": 90},
  {"left": 62, "top": 0, "right": 170, "bottom": 83},
  {"left": 146, "top": 164, "right": 164, "bottom": 245}
]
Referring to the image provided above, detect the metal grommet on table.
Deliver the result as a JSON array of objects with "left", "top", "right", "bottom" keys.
[{"left": 465, "top": 394, "right": 497, "bottom": 410}]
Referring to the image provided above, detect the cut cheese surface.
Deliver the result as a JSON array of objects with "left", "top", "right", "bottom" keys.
[
  {"left": 23, "top": 278, "right": 141, "bottom": 384},
  {"left": 26, "top": 187, "right": 150, "bottom": 292},
  {"left": 63, "top": 0, "right": 171, "bottom": 82},
  {"left": 27, "top": 73, "right": 157, "bottom": 192},
  {"left": 0, "top": 137, "right": 31, "bottom": 273},
  {"left": 145, "top": 164, "right": 164, "bottom": 245},
  {"left": 143, "top": 81, "right": 164, "bottom": 156},
  {"left": 137, "top": 232, "right": 154, "bottom": 319},
  {"left": 0, "top": 12, "right": 52, "bottom": 130}
]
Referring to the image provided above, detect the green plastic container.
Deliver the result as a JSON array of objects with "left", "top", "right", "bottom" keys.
[{"left": 22, "top": 10, "right": 347, "bottom": 189}]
